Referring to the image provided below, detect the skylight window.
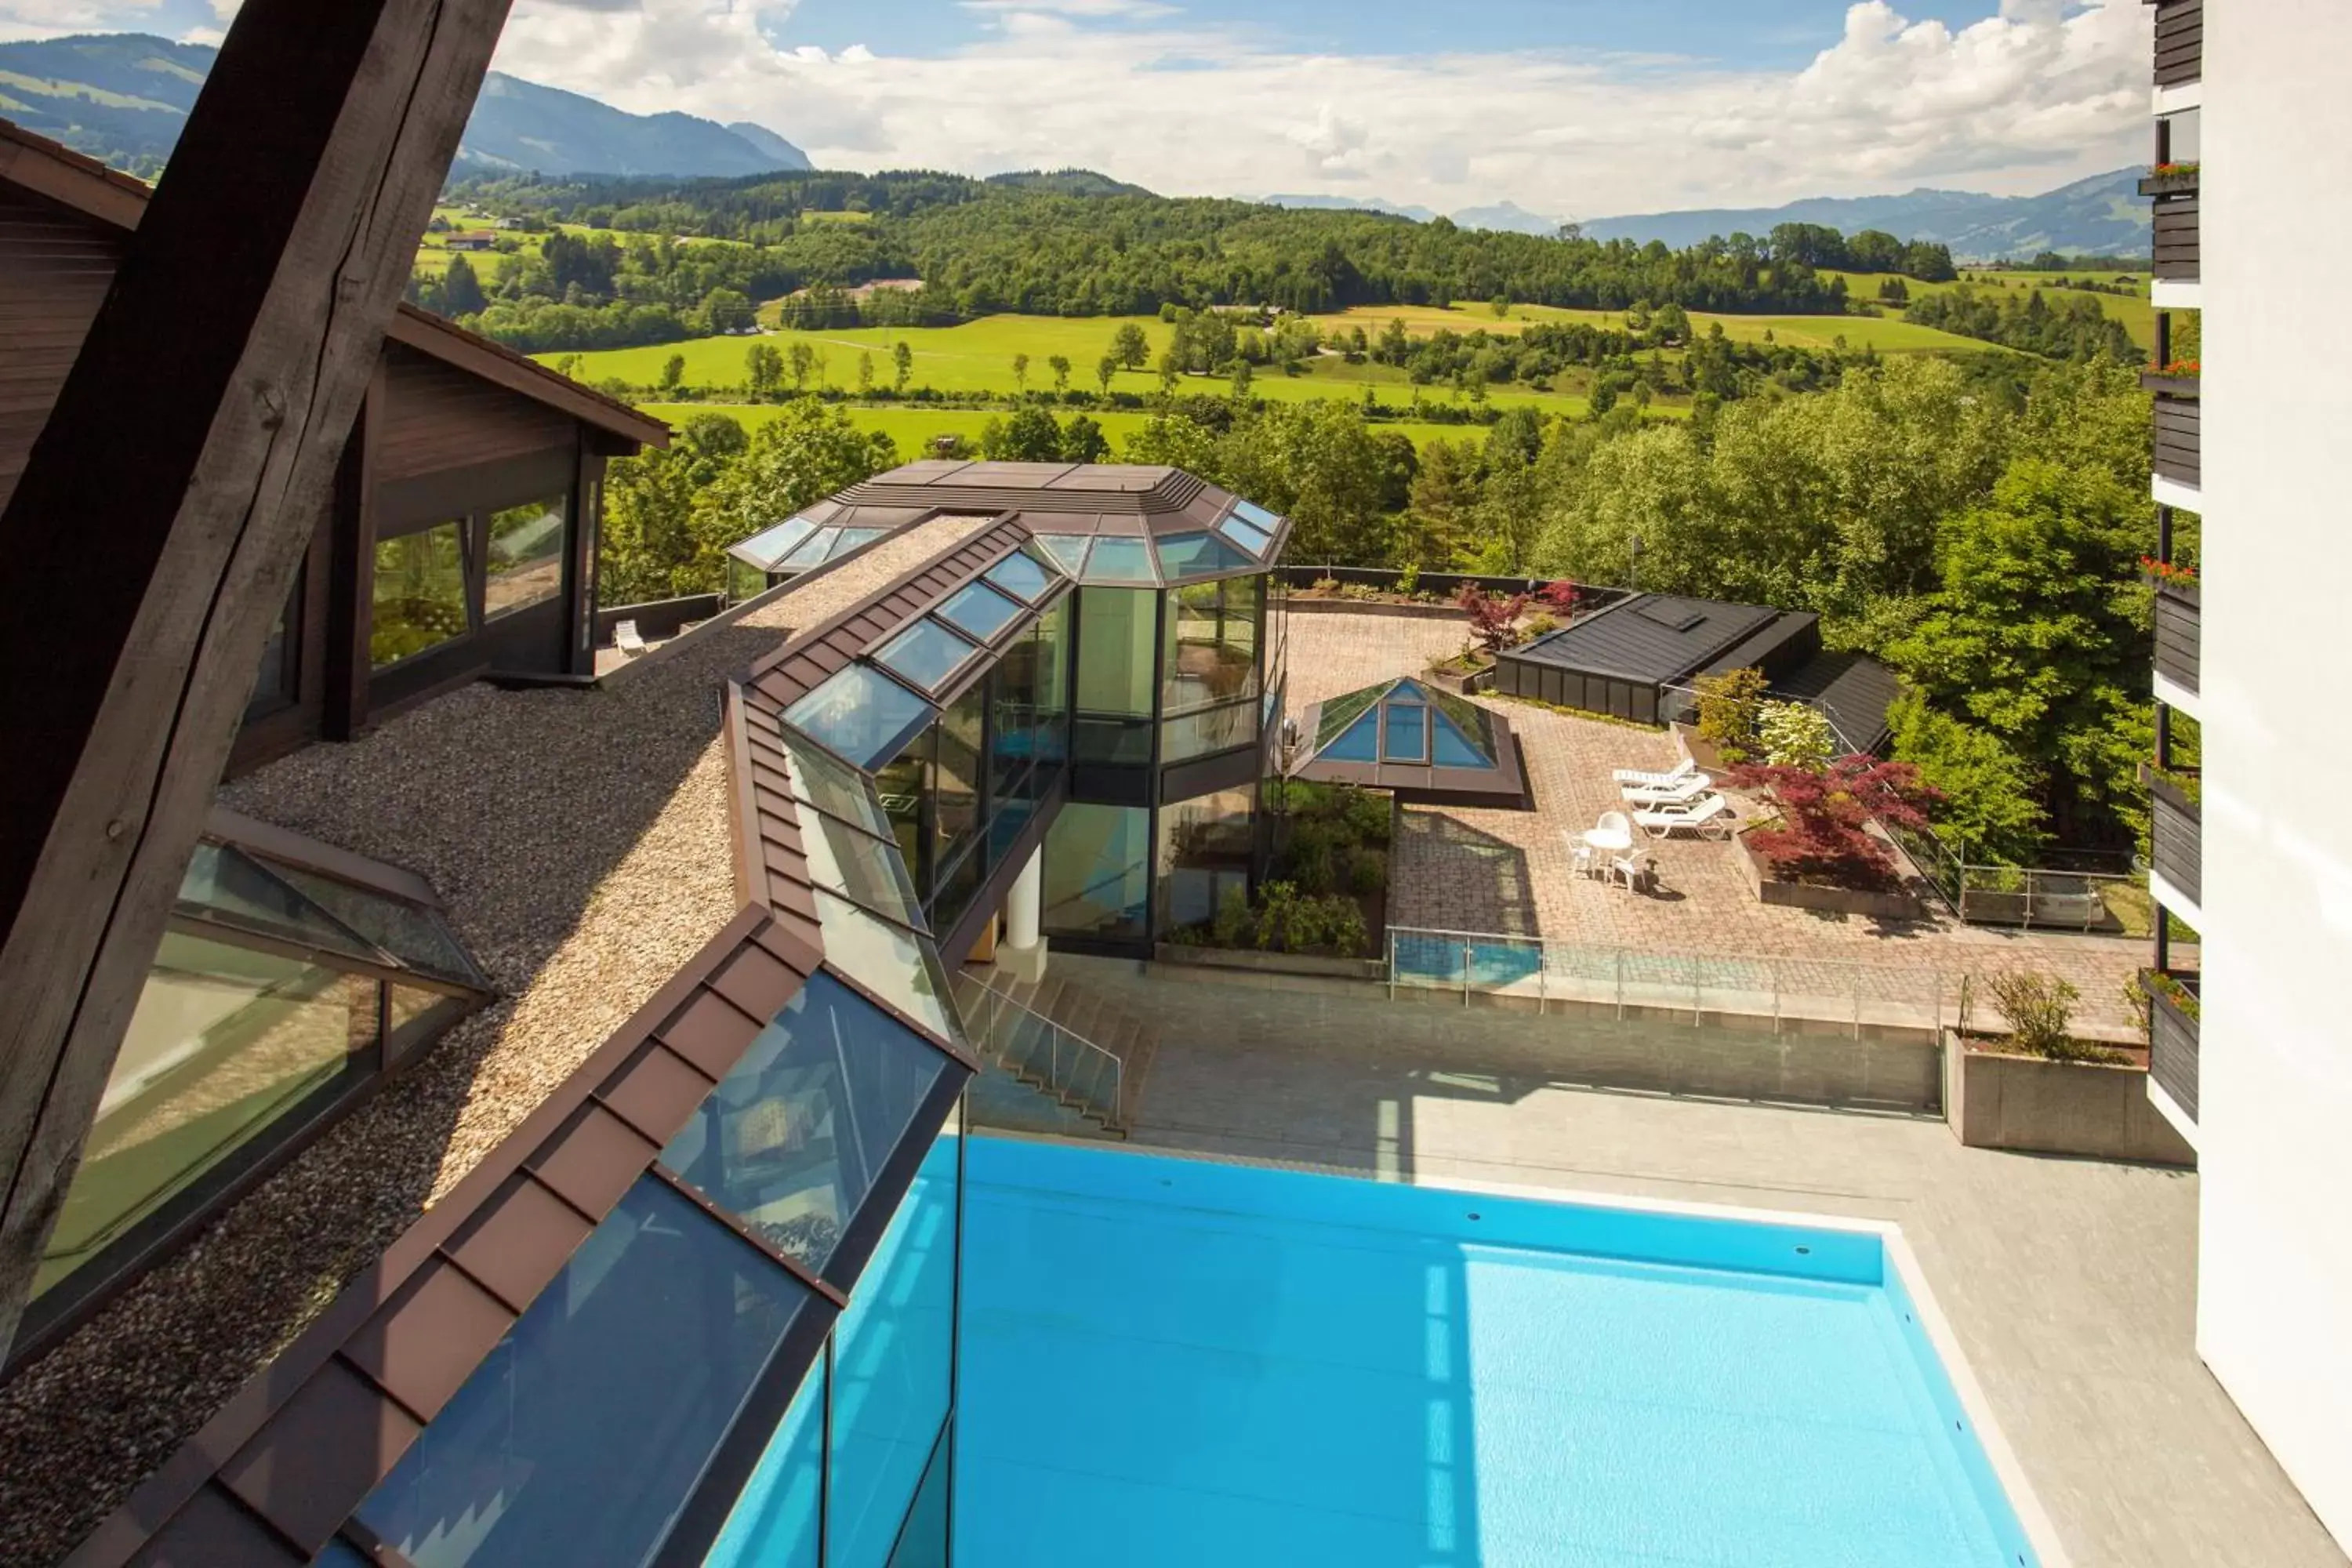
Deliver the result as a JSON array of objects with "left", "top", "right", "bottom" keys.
[
  {"left": 982, "top": 549, "right": 1054, "bottom": 604},
  {"left": 1081, "top": 536, "right": 1156, "bottom": 583},
  {"left": 872, "top": 618, "right": 982, "bottom": 694},
  {"left": 783, "top": 665, "right": 938, "bottom": 770},
  {"left": 1154, "top": 532, "right": 1254, "bottom": 580},
  {"left": 935, "top": 580, "right": 1024, "bottom": 644},
  {"left": 729, "top": 516, "right": 818, "bottom": 572}
]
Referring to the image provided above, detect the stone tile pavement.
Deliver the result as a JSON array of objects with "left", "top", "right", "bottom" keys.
[
  {"left": 1109, "top": 966, "right": 2348, "bottom": 1568},
  {"left": 1287, "top": 608, "right": 2156, "bottom": 1035}
]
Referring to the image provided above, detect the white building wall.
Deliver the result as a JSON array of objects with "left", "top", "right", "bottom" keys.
[{"left": 2196, "top": 2, "right": 2352, "bottom": 1550}]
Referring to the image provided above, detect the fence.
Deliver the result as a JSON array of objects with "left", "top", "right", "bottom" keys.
[{"left": 1387, "top": 926, "right": 1951, "bottom": 1040}]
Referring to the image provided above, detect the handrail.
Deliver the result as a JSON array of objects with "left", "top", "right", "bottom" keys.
[{"left": 953, "top": 971, "right": 1127, "bottom": 1128}]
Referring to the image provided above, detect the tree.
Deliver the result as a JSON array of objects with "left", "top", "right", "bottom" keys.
[
  {"left": 1061, "top": 414, "right": 1109, "bottom": 463},
  {"left": 441, "top": 253, "right": 487, "bottom": 317},
  {"left": 982, "top": 404, "right": 1064, "bottom": 461},
  {"left": 1120, "top": 412, "right": 1221, "bottom": 477},
  {"left": 699, "top": 288, "right": 755, "bottom": 335},
  {"left": 1455, "top": 583, "right": 1530, "bottom": 659},
  {"left": 1229, "top": 360, "right": 1254, "bottom": 401},
  {"left": 1048, "top": 354, "right": 1072, "bottom": 394},
  {"left": 1012, "top": 352, "right": 1031, "bottom": 394},
  {"left": 1112, "top": 322, "right": 1150, "bottom": 369},
  {"left": 746, "top": 342, "right": 785, "bottom": 397},
  {"left": 1693, "top": 668, "right": 1769, "bottom": 764},
  {"left": 1724, "top": 755, "right": 1940, "bottom": 892},
  {"left": 856, "top": 350, "right": 875, "bottom": 396},
  {"left": 1096, "top": 353, "right": 1119, "bottom": 395},
  {"left": 786, "top": 340, "right": 816, "bottom": 392},
  {"left": 659, "top": 353, "right": 685, "bottom": 392},
  {"left": 1156, "top": 350, "right": 1181, "bottom": 399},
  {"left": 892, "top": 339, "right": 914, "bottom": 393},
  {"left": 1886, "top": 683, "right": 2049, "bottom": 865}
]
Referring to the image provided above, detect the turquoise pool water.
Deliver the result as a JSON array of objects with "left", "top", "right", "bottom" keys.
[{"left": 955, "top": 1138, "right": 2037, "bottom": 1568}]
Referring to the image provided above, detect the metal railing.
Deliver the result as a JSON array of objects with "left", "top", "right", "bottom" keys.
[
  {"left": 1386, "top": 926, "right": 1951, "bottom": 1039},
  {"left": 953, "top": 971, "right": 1127, "bottom": 1129}
]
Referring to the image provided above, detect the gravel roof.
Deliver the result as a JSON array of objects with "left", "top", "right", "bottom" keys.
[{"left": 0, "top": 514, "right": 993, "bottom": 1567}]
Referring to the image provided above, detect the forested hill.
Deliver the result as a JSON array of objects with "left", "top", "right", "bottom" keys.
[{"left": 448, "top": 166, "right": 1966, "bottom": 323}]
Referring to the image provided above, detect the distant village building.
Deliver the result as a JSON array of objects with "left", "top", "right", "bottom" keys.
[{"left": 445, "top": 230, "right": 497, "bottom": 252}]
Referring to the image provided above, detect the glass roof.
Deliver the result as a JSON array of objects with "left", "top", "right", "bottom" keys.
[
  {"left": 728, "top": 516, "right": 819, "bottom": 572},
  {"left": 775, "top": 526, "right": 843, "bottom": 572},
  {"left": 1080, "top": 536, "right": 1156, "bottom": 584},
  {"left": 982, "top": 549, "right": 1054, "bottom": 604},
  {"left": 935, "top": 580, "right": 1025, "bottom": 644},
  {"left": 177, "top": 840, "right": 488, "bottom": 993},
  {"left": 796, "top": 797, "right": 926, "bottom": 932},
  {"left": 781, "top": 734, "right": 894, "bottom": 840},
  {"left": 1154, "top": 532, "right": 1254, "bottom": 581},
  {"left": 784, "top": 665, "right": 938, "bottom": 770},
  {"left": 1301, "top": 678, "right": 1503, "bottom": 772},
  {"left": 1230, "top": 498, "right": 1281, "bottom": 533},
  {"left": 812, "top": 889, "right": 963, "bottom": 1044},
  {"left": 1217, "top": 514, "right": 1274, "bottom": 557},
  {"left": 872, "top": 618, "right": 982, "bottom": 695},
  {"left": 1029, "top": 533, "right": 1090, "bottom": 577}
]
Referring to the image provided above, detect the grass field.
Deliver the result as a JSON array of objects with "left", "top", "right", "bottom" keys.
[
  {"left": 1320, "top": 301, "right": 2006, "bottom": 356},
  {"left": 1821, "top": 268, "right": 2158, "bottom": 351},
  {"left": 637, "top": 401, "right": 1577, "bottom": 456}
]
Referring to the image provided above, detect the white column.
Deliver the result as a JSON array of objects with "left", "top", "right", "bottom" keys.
[{"left": 999, "top": 846, "right": 1047, "bottom": 983}]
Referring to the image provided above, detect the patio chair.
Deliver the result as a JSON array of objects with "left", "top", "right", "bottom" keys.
[
  {"left": 1610, "top": 847, "right": 1657, "bottom": 894},
  {"left": 1561, "top": 829, "right": 1597, "bottom": 880},
  {"left": 1635, "top": 793, "right": 1733, "bottom": 840},
  {"left": 1621, "top": 771, "right": 1712, "bottom": 807},
  {"left": 614, "top": 619, "right": 648, "bottom": 656},
  {"left": 1596, "top": 809, "right": 1634, "bottom": 841},
  {"left": 1612, "top": 756, "right": 1697, "bottom": 789}
]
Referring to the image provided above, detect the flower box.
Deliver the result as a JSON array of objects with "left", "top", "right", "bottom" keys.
[
  {"left": 2138, "top": 169, "right": 2201, "bottom": 198},
  {"left": 2139, "top": 369, "right": 2201, "bottom": 399},
  {"left": 1943, "top": 1031, "right": 2194, "bottom": 1166},
  {"left": 1735, "top": 829, "right": 1922, "bottom": 922}
]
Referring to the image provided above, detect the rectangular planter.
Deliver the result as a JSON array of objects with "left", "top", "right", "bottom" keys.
[
  {"left": 1736, "top": 832, "right": 1922, "bottom": 922},
  {"left": 1944, "top": 1033, "right": 2195, "bottom": 1166},
  {"left": 1422, "top": 662, "right": 1493, "bottom": 695}
]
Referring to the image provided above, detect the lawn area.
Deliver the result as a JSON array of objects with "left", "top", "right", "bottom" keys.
[
  {"left": 1317, "top": 300, "right": 2003, "bottom": 356},
  {"left": 1821, "top": 268, "right": 2158, "bottom": 352},
  {"left": 634, "top": 402, "right": 1595, "bottom": 456}
]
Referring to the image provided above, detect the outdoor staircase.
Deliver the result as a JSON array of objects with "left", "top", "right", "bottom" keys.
[{"left": 952, "top": 966, "right": 1160, "bottom": 1139}]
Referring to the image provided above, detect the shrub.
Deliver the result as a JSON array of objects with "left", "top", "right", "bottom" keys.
[
  {"left": 1694, "top": 667, "right": 1768, "bottom": 764},
  {"left": 1252, "top": 882, "right": 1369, "bottom": 956},
  {"left": 1338, "top": 582, "right": 1383, "bottom": 602},
  {"left": 1397, "top": 563, "right": 1421, "bottom": 597},
  {"left": 1454, "top": 581, "right": 1530, "bottom": 659},
  {"left": 1211, "top": 884, "right": 1254, "bottom": 948},
  {"left": 1523, "top": 612, "right": 1559, "bottom": 640},
  {"left": 1310, "top": 576, "right": 1339, "bottom": 593},
  {"left": 1757, "top": 701, "right": 1837, "bottom": 769},
  {"left": 1985, "top": 971, "right": 2089, "bottom": 1060},
  {"left": 1345, "top": 846, "right": 1388, "bottom": 895},
  {"left": 1535, "top": 579, "right": 1581, "bottom": 616},
  {"left": 1726, "top": 753, "right": 1940, "bottom": 892}
]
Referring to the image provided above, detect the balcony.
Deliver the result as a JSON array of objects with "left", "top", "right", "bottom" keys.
[
  {"left": 2151, "top": 0, "right": 2201, "bottom": 90},
  {"left": 2152, "top": 573, "right": 2200, "bottom": 703},
  {"left": 2146, "top": 764, "right": 2202, "bottom": 913},
  {"left": 2141, "top": 166, "right": 2199, "bottom": 284},
  {"left": 2146, "top": 971, "right": 2201, "bottom": 1126},
  {"left": 2145, "top": 370, "right": 2200, "bottom": 492}
]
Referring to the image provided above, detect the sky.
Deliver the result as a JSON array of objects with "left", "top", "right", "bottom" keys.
[{"left": 0, "top": 0, "right": 2151, "bottom": 220}]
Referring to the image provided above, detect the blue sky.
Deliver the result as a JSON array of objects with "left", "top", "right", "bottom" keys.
[{"left": 0, "top": 1, "right": 2147, "bottom": 218}]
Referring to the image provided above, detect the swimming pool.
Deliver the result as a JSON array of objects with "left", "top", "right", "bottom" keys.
[{"left": 955, "top": 1137, "right": 2040, "bottom": 1568}]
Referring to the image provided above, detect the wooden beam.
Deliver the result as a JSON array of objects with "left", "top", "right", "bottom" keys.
[{"left": 0, "top": 0, "right": 514, "bottom": 1360}]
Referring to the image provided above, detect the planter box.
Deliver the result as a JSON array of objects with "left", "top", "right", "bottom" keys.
[
  {"left": 1422, "top": 662, "right": 1493, "bottom": 695},
  {"left": 2139, "top": 371, "right": 2201, "bottom": 399},
  {"left": 2138, "top": 170, "right": 2199, "bottom": 198},
  {"left": 1152, "top": 942, "right": 1387, "bottom": 983},
  {"left": 1736, "top": 832, "right": 1922, "bottom": 922},
  {"left": 1944, "top": 1033, "right": 2196, "bottom": 1166}
]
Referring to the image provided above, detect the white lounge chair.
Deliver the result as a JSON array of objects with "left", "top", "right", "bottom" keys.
[
  {"left": 1612, "top": 757, "right": 1697, "bottom": 789},
  {"left": 1621, "top": 771, "right": 1711, "bottom": 807},
  {"left": 614, "top": 619, "right": 648, "bottom": 656},
  {"left": 1635, "top": 793, "right": 1733, "bottom": 840}
]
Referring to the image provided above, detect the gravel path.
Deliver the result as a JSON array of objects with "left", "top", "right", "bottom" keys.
[{"left": 0, "top": 517, "right": 989, "bottom": 1566}]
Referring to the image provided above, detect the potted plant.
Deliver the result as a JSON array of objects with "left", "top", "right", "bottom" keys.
[
  {"left": 2141, "top": 358, "right": 2201, "bottom": 397},
  {"left": 2138, "top": 161, "right": 2200, "bottom": 197},
  {"left": 1724, "top": 754, "right": 1936, "bottom": 920},
  {"left": 2140, "top": 555, "right": 2199, "bottom": 604}
]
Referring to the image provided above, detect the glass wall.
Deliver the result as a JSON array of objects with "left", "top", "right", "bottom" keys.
[
  {"left": 1155, "top": 788, "right": 1257, "bottom": 934},
  {"left": 1073, "top": 586, "right": 1156, "bottom": 766},
  {"left": 1042, "top": 804, "right": 1151, "bottom": 942},
  {"left": 372, "top": 520, "right": 471, "bottom": 668},
  {"left": 483, "top": 492, "right": 569, "bottom": 620}
]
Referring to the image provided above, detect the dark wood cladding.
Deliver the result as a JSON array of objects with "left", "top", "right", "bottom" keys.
[
  {"left": 2155, "top": 585, "right": 2200, "bottom": 697},
  {"left": 2149, "top": 983, "right": 2200, "bottom": 1122},
  {"left": 0, "top": 186, "right": 121, "bottom": 516},
  {"left": 2151, "top": 782, "right": 2202, "bottom": 908},
  {"left": 376, "top": 343, "right": 576, "bottom": 484},
  {"left": 2153, "top": 0, "right": 2202, "bottom": 88},
  {"left": 2152, "top": 194, "right": 2200, "bottom": 282},
  {"left": 63, "top": 907, "right": 824, "bottom": 1568},
  {"left": 2153, "top": 394, "right": 2200, "bottom": 488}
]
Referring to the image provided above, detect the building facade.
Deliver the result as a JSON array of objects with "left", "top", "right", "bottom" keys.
[{"left": 2143, "top": 2, "right": 2352, "bottom": 1551}]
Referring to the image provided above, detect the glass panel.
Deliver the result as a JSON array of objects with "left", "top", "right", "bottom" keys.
[
  {"left": 1316, "top": 683, "right": 1386, "bottom": 749},
  {"left": 831, "top": 526, "right": 889, "bottom": 557},
  {"left": 932, "top": 682, "right": 985, "bottom": 902},
  {"left": 1033, "top": 593, "right": 1072, "bottom": 765},
  {"left": 934, "top": 581, "right": 1025, "bottom": 644},
  {"left": 245, "top": 575, "right": 299, "bottom": 720},
  {"left": 177, "top": 841, "right": 383, "bottom": 964},
  {"left": 34, "top": 932, "right": 379, "bottom": 1300},
  {"left": 827, "top": 1127, "right": 960, "bottom": 1568},
  {"left": 1231, "top": 498, "right": 1280, "bottom": 532},
  {"left": 371, "top": 520, "right": 470, "bottom": 668},
  {"left": 991, "top": 624, "right": 1046, "bottom": 802},
  {"left": 1161, "top": 576, "right": 1261, "bottom": 716},
  {"left": 1433, "top": 712, "right": 1491, "bottom": 768},
  {"left": 1029, "top": 533, "right": 1090, "bottom": 576},
  {"left": 263, "top": 862, "right": 485, "bottom": 987},
  {"left": 800, "top": 802, "right": 926, "bottom": 931},
  {"left": 733, "top": 516, "right": 818, "bottom": 571},
  {"left": 387, "top": 982, "right": 455, "bottom": 1057},
  {"left": 1081, "top": 535, "right": 1156, "bottom": 584},
  {"left": 728, "top": 557, "right": 771, "bottom": 604},
  {"left": 704, "top": 1357, "right": 825, "bottom": 1568},
  {"left": 1383, "top": 701, "right": 1428, "bottom": 763},
  {"left": 1042, "top": 804, "right": 1150, "bottom": 942},
  {"left": 354, "top": 1178, "right": 815, "bottom": 1568},
  {"left": 1320, "top": 710, "right": 1379, "bottom": 763},
  {"left": 784, "top": 735, "right": 894, "bottom": 840},
  {"left": 1163, "top": 700, "right": 1257, "bottom": 764},
  {"left": 484, "top": 493, "right": 568, "bottom": 621},
  {"left": 982, "top": 548, "right": 1054, "bottom": 604},
  {"left": 784, "top": 666, "right": 938, "bottom": 771},
  {"left": 872, "top": 619, "right": 981, "bottom": 696},
  {"left": 931, "top": 837, "right": 984, "bottom": 938},
  {"left": 777, "top": 526, "right": 844, "bottom": 572},
  {"left": 1156, "top": 788, "right": 1255, "bottom": 932},
  {"left": 1217, "top": 515, "right": 1273, "bottom": 557},
  {"left": 1154, "top": 532, "right": 1252, "bottom": 580},
  {"left": 873, "top": 724, "right": 933, "bottom": 898},
  {"left": 814, "top": 890, "right": 963, "bottom": 1044},
  {"left": 1073, "top": 586, "right": 1156, "bottom": 718},
  {"left": 882, "top": 1418, "right": 953, "bottom": 1568}
]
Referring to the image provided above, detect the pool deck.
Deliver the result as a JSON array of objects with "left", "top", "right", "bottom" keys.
[{"left": 1127, "top": 1013, "right": 2349, "bottom": 1568}]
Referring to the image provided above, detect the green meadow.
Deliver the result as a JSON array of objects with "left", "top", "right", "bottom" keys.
[
  {"left": 1320, "top": 300, "right": 2003, "bottom": 356},
  {"left": 1821, "top": 268, "right": 2158, "bottom": 351}
]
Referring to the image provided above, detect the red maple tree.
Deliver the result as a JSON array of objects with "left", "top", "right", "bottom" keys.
[
  {"left": 1723, "top": 754, "right": 1940, "bottom": 892},
  {"left": 1534, "top": 579, "right": 1581, "bottom": 617},
  {"left": 1456, "top": 582, "right": 1530, "bottom": 658}
]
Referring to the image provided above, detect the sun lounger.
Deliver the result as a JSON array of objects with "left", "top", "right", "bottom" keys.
[
  {"left": 1621, "top": 772, "right": 1711, "bottom": 807},
  {"left": 1612, "top": 756, "right": 1697, "bottom": 789},
  {"left": 614, "top": 619, "right": 648, "bottom": 656},
  {"left": 1635, "top": 793, "right": 1733, "bottom": 840}
]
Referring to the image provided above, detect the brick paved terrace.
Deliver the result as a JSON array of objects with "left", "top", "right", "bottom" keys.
[{"left": 1285, "top": 606, "right": 2154, "bottom": 1034}]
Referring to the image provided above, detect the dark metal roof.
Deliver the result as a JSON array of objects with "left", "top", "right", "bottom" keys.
[
  {"left": 1771, "top": 651, "right": 1904, "bottom": 755},
  {"left": 1507, "top": 593, "right": 1783, "bottom": 686},
  {"left": 837, "top": 460, "right": 1287, "bottom": 555}
]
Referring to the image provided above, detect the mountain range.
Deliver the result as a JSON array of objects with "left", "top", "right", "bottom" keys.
[
  {"left": 1264, "top": 194, "right": 1567, "bottom": 237},
  {"left": 1582, "top": 169, "right": 2151, "bottom": 260},
  {"left": 0, "top": 32, "right": 810, "bottom": 179}
]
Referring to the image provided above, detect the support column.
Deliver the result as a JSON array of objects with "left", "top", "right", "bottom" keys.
[{"left": 1000, "top": 846, "right": 1048, "bottom": 984}]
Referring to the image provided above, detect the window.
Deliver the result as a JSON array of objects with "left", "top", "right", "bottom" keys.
[
  {"left": 932, "top": 682, "right": 985, "bottom": 894},
  {"left": 1156, "top": 789, "right": 1255, "bottom": 932},
  {"left": 706, "top": 1358, "right": 826, "bottom": 1568},
  {"left": 484, "top": 492, "right": 568, "bottom": 620},
  {"left": 813, "top": 891, "right": 963, "bottom": 1044},
  {"left": 1043, "top": 804, "right": 1151, "bottom": 942},
  {"left": 1162, "top": 575, "right": 1260, "bottom": 714},
  {"left": 785, "top": 666, "right": 938, "bottom": 771},
  {"left": 1154, "top": 532, "right": 1253, "bottom": 581},
  {"left": 983, "top": 548, "right": 1054, "bottom": 604},
  {"left": 873, "top": 619, "right": 981, "bottom": 696},
  {"left": 799, "top": 802, "right": 926, "bottom": 932},
  {"left": 1074, "top": 588, "right": 1156, "bottom": 718},
  {"left": 934, "top": 580, "right": 1023, "bottom": 644},
  {"left": 783, "top": 735, "right": 895, "bottom": 840},
  {"left": 1029, "top": 533, "right": 1090, "bottom": 577},
  {"left": 1081, "top": 535, "right": 1156, "bottom": 583},
  {"left": 371, "top": 520, "right": 470, "bottom": 668},
  {"left": 659, "top": 973, "right": 953, "bottom": 1280},
  {"left": 353, "top": 1178, "right": 820, "bottom": 1568}
]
